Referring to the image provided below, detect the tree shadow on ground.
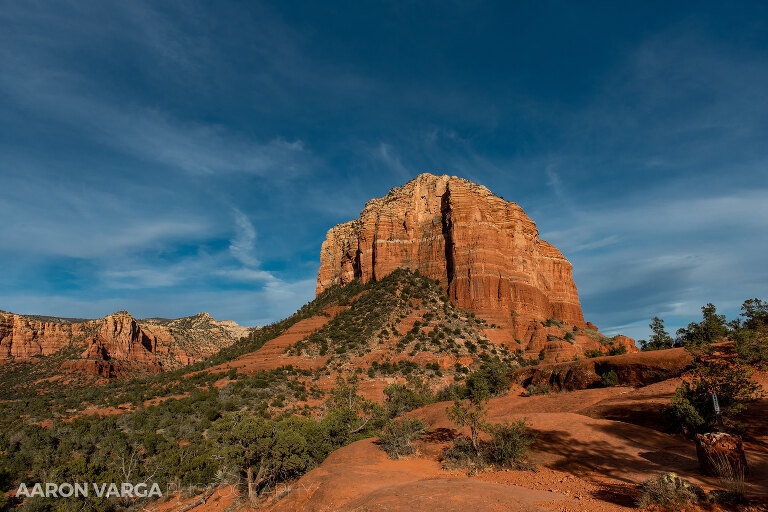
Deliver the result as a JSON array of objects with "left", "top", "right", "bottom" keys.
[
  {"left": 535, "top": 426, "right": 696, "bottom": 479},
  {"left": 736, "top": 398, "right": 768, "bottom": 450},
  {"left": 584, "top": 402, "right": 675, "bottom": 432},
  {"left": 590, "top": 481, "right": 639, "bottom": 508},
  {"left": 420, "top": 427, "right": 456, "bottom": 443},
  {"left": 532, "top": 420, "right": 768, "bottom": 501},
  {"left": 530, "top": 423, "right": 700, "bottom": 506}
]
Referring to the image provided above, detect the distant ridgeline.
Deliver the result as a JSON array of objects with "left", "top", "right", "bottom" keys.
[{"left": 0, "top": 310, "right": 250, "bottom": 378}]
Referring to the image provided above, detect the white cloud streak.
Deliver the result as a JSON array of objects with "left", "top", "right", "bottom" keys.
[
  {"left": 0, "top": 174, "right": 211, "bottom": 260},
  {"left": 229, "top": 209, "right": 261, "bottom": 268},
  {"left": 538, "top": 188, "right": 768, "bottom": 340}
]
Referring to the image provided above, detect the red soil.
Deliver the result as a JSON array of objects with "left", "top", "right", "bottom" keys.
[
  {"left": 135, "top": 345, "right": 768, "bottom": 511},
  {"left": 267, "top": 382, "right": 768, "bottom": 511},
  {"left": 269, "top": 438, "right": 573, "bottom": 512},
  {"left": 148, "top": 485, "right": 242, "bottom": 512},
  {"left": 143, "top": 369, "right": 768, "bottom": 512},
  {"left": 207, "top": 315, "right": 334, "bottom": 374}
]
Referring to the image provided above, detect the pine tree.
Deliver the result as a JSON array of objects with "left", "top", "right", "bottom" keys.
[{"left": 640, "top": 317, "right": 674, "bottom": 351}]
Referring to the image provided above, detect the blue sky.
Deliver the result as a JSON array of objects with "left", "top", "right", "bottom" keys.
[{"left": 1, "top": 1, "right": 766, "bottom": 340}]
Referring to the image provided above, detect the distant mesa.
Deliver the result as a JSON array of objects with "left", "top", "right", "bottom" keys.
[{"left": 0, "top": 309, "right": 252, "bottom": 377}]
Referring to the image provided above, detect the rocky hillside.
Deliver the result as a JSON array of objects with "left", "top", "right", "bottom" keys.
[
  {"left": 213, "top": 269, "right": 636, "bottom": 394},
  {"left": 317, "top": 173, "right": 635, "bottom": 361},
  {"left": 0, "top": 310, "right": 251, "bottom": 377}
]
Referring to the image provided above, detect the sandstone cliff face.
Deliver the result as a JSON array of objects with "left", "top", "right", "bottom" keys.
[
  {"left": 316, "top": 173, "right": 635, "bottom": 361},
  {"left": 317, "top": 174, "right": 582, "bottom": 325},
  {"left": 0, "top": 310, "right": 248, "bottom": 377}
]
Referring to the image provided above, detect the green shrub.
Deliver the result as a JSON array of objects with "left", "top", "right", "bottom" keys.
[
  {"left": 442, "top": 417, "right": 535, "bottom": 472},
  {"left": 484, "top": 419, "right": 536, "bottom": 469},
  {"left": 734, "top": 331, "right": 768, "bottom": 366},
  {"left": 442, "top": 436, "right": 488, "bottom": 470},
  {"left": 637, "top": 473, "right": 704, "bottom": 509},
  {"left": 740, "top": 298, "right": 768, "bottom": 329},
  {"left": 670, "top": 359, "right": 764, "bottom": 434},
  {"left": 600, "top": 370, "right": 619, "bottom": 387},
  {"left": 0, "top": 468, "right": 13, "bottom": 509},
  {"left": 607, "top": 344, "right": 627, "bottom": 356},
  {"left": 525, "top": 383, "right": 552, "bottom": 396},
  {"left": 670, "top": 387, "right": 706, "bottom": 432},
  {"left": 675, "top": 303, "right": 728, "bottom": 346},
  {"left": 378, "top": 418, "right": 425, "bottom": 458},
  {"left": 639, "top": 317, "right": 675, "bottom": 351},
  {"left": 732, "top": 299, "right": 768, "bottom": 366},
  {"left": 446, "top": 398, "right": 487, "bottom": 454},
  {"left": 584, "top": 349, "right": 602, "bottom": 358},
  {"left": 464, "top": 357, "right": 512, "bottom": 398},
  {"left": 383, "top": 379, "right": 435, "bottom": 419}
]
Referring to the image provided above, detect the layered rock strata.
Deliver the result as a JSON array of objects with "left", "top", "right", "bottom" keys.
[
  {"left": 316, "top": 173, "right": 635, "bottom": 360},
  {"left": 317, "top": 174, "right": 584, "bottom": 321},
  {"left": 0, "top": 310, "right": 248, "bottom": 377}
]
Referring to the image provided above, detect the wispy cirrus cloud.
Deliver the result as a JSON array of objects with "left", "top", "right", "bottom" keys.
[
  {"left": 213, "top": 209, "right": 287, "bottom": 286},
  {"left": 0, "top": 65, "right": 307, "bottom": 177},
  {"left": 229, "top": 209, "right": 261, "bottom": 268},
  {"left": 0, "top": 1, "right": 309, "bottom": 178},
  {"left": 538, "top": 188, "right": 768, "bottom": 339},
  {"left": 0, "top": 171, "right": 211, "bottom": 260}
]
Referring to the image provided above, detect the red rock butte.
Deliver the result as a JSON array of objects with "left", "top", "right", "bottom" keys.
[
  {"left": 0, "top": 310, "right": 245, "bottom": 377},
  {"left": 317, "top": 173, "right": 587, "bottom": 329}
]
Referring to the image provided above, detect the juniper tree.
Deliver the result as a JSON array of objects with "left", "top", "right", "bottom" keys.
[
  {"left": 676, "top": 303, "right": 727, "bottom": 347},
  {"left": 640, "top": 317, "right": 674, "bottom": 351}
]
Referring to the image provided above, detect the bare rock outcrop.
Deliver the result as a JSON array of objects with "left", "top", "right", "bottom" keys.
[
  {"left": 317, "top": 173, "right": 582, "bottom": 324},
  {"left": 512, "top": 347, "right": 693, "bottom": 391},
  {"left": 316, "top": 173, "right": 635, "bottom": 359},
  {"left": 0, "top": 309, "right": 247, "bottom": 377}
]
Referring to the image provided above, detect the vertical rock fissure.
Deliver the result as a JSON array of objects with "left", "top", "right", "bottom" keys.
[
  {"left": 353, "top": 248, "right": 363, "bottom": 280},
  {"left": 440, "top": 188, "right": 455, "bottom": 288},
  {"left": 371, "top": 236, "right": 377, "bottom": 282}
]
